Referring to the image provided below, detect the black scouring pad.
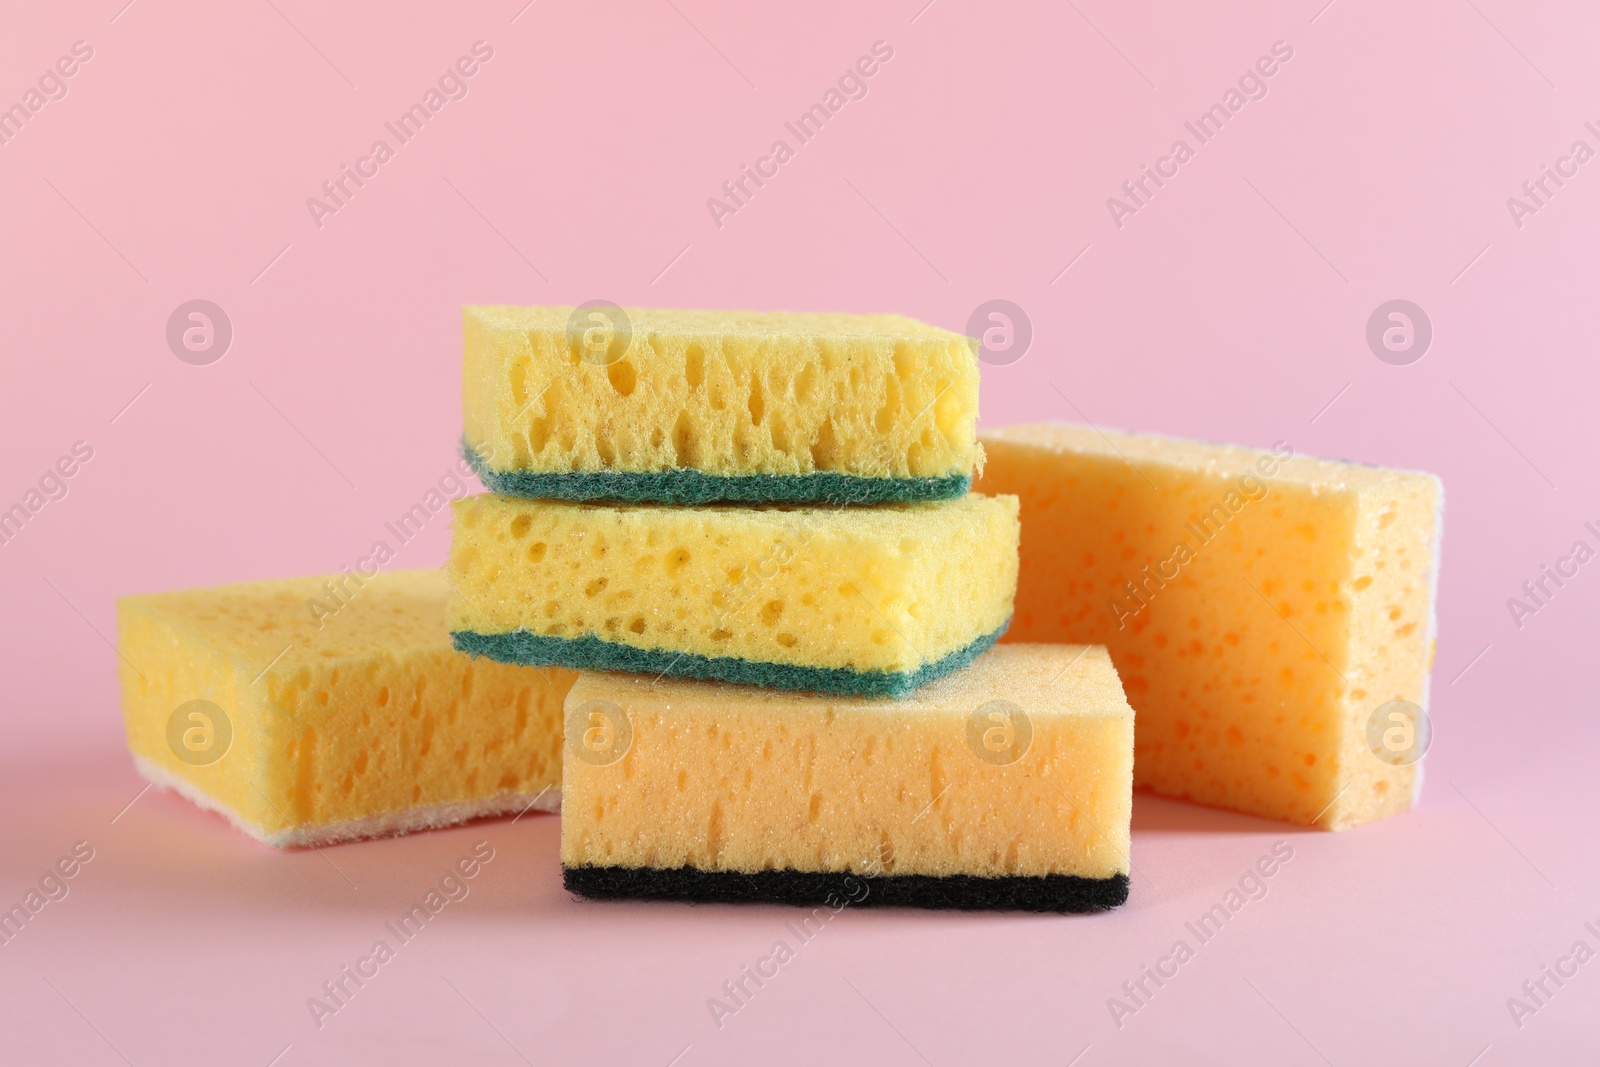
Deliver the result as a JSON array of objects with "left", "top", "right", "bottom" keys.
[{"left": 564, "top": 865, "right": 1130, "bottom": 913}]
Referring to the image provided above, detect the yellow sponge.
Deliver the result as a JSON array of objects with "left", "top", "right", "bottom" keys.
[
  {"left": 447, "top": 493, "right": 1020, "bottom": 696},
  {"left": 462, "top": 305, "right": 982, "bottom": 504},
  {"left": 975, "top": 423, "right": 1442, "bottom": 829},
  {"left": 116, "top": 569, "right": 575, "bottom": 847},
  {"left": 561, "top": 644, "right": 1133, "bottom": 911}
]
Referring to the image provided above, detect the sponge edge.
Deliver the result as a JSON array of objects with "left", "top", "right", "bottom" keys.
[
  {"left": 564, "top": 866, "right": 1129, "bottom": 913},
  {"left": 451, "top": 619, "right": 1009, "bottom": 697},
  {"left": 464, "top": 442, "right": 971, "bottom": 505},
  {"left": 133, "top": 755, "right": 561, "bottom": 849}
]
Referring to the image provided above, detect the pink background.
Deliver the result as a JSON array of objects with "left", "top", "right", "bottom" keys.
[{"left": 2, "top": 0, "right": 1595, "bottom": 1062}]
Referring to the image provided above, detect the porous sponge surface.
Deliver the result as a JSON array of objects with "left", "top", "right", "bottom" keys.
[
  {"left": 116, "top": 569, "right": 575, "bottom": 844},
  {"left": 976, "top": 423, "right": 1443, "bottom": 830},
  {"left": 447, "top": 493, "right": 1020, "bottom": 679},
  {"left": 462, "top": 305, "right": 982, "bottom": 485},
  {"left": 560, "top": 644, "right": 1133, "bottom": 880},
  {"left": 464, "top": 442, "right": 971, "bottom": 505}
]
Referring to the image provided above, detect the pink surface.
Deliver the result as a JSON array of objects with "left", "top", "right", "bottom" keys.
[{"left": 1, "top": 0, "right": 1595, "bottom": 1062}]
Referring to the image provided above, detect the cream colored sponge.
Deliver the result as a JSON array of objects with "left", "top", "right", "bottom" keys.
[
  {"left": 561, "top": 644, "right": 1133, "bottom": 911},
  {"left": 447, "top": 493, "right": 1020, "bottom": 696},
  {"left": 462, "top": 305, "right": 982, "bottom": 504},
  {"left": 976, "top": 423, "right": 1443, "bottom": 829},
  {"left": 116, "top": 569, "right": 574, "bottom": 847}
]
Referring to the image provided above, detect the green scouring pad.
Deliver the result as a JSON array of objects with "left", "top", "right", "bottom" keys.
[
  {"left": 465, "top": 444, "right": 970, "bottom": 505},
  {"left": 451, "top": 621, "right": 1007, "bottom": 698}
]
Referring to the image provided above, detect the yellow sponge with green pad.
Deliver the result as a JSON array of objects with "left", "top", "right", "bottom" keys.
[
  {"left": 975, "top": 422, "right": 1443, "bottom": 829},
  {"left": 560, "top": 644, "right": 1134, "bottom": 911},
  {"left": 115, "top": 569, "right": 575, "bottom": 847},
  {"left": 462, "top": 305, "right": 982, "bottom": 504},
  {"left": 447, "top": 492, "right": 1020, "bottom": 696}
]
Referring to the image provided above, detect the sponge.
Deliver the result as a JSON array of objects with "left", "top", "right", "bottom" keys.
[
  {"left": 115, "top": 569, "right": 575, "bottom": 847},
  {"left": 975, "top": 423, "right": 1443, "bottom": 829},
  {"left": 560, "top": 644, "right": 1133, "bottom": 911},
  {"left": 447, "top": 493, "right": 1020, "bottom": 697},
  {"left": 462, "top": 305, "right": 982, "bottom": 504}
]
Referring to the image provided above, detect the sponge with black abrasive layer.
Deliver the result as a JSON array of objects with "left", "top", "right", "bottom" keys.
[{"left": 560, "top": 644, "right": 1134, "bottom": 911}]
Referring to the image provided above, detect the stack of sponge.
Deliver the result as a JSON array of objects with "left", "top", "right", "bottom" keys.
[
  {"left": 446, "top": 306, "right": 1133, "bottom": 911},
  {"left": 114, "top": 303, "right": 1443, "bottom": 915}
]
